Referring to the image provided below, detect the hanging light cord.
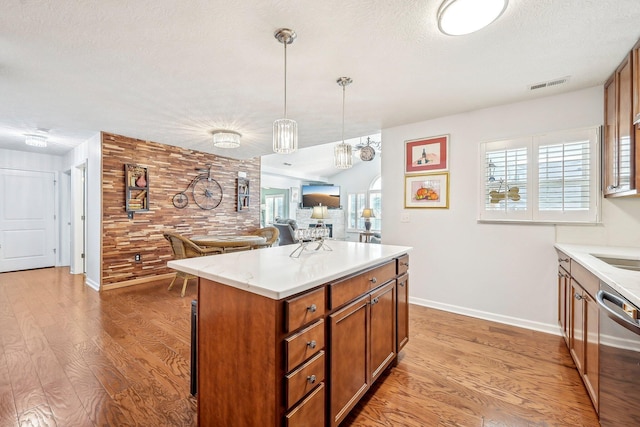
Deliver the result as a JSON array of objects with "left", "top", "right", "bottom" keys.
[
  {"left": 283, "top": 35, "right": 288, "bottom": 119},
  {"left": 341, "top": 82, "right": 346, "bottom": 143}
]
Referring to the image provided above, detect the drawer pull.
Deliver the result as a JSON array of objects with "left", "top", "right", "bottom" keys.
[
  {"left": 307, "top": 340, "right": 317, "bottom": 349},
  {"left": 557, "top": 258, "right": 569, "bottom": 263},
  {"left": 307, "top": 375, "right": 316, "bottom": 384},
  {"left": 574, "top": 293, "right": 584, "bottom": 301},
  {"left": 401, "top": 261, "right": 409, "bottom": 267},
  {"left": 370, "top": 277, "right": 377, "bottom": 284},
  {"left": 307, "top": 304, "right": 317, "bottom": 313}
]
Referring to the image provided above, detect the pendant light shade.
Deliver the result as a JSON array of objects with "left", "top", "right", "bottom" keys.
[
  {"left": 334, "top": 77, "right": 353, "bottom": 169},
  {"left": 273, "top": 28, "right": 298, "bottom": 154},
  {"left": 212, "top": 130, "right": 241, "bottom": 148}
]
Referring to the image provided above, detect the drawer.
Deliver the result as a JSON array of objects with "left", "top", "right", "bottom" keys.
[
  {"left": 330, "top": 260, "right": 396, "bottom": 309},
  {"left": 285, "top": 382, "right": 325, "bottom": 427},
  {"left": 571, "top": 259, "right": 598, "bottom": 298},
  {"left": 556, "top": 249, "right": 570, "bottom": 274},
  {"left": 285, "top": 351, "right": 325, "bottom": 409},
  {"left": 397, "top": 254, "right": 409, "bottom": 275},
  {"left": 285, "top": 319, "right": 325, "bottom": 372},
  {"left": 285, "top": 287, "right": 325, "bottom": 333}
]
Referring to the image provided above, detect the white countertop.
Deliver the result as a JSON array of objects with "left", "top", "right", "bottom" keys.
[
  {"left": 555, "top": 243, "right": 640, "bottom": 307},
  {"left": 168, "top": 240, "right": 412, "bottom": 299}
]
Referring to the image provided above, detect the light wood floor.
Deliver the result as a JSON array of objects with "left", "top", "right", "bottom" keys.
[{"left": 0, "top": 267, "right": 598, "bottom": 426}]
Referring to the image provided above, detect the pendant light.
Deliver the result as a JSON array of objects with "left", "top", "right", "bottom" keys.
[
  {"left": 334, "top": 77, "right": 353, "bottom": 169},
  {"left": 273, "top": 28, "right": 298, "bottom": 154}
]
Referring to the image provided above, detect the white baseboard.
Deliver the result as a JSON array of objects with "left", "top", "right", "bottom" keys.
[
  {"left": 85, "top": 277, "right": 100, "bottom": 291},
  {"left": 410, "top": 296, "right": 562, "bottom": 336}
]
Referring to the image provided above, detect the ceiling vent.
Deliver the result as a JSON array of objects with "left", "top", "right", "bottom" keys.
[{"left": 528, "top": 76, "right": 570, "bottom": 91}]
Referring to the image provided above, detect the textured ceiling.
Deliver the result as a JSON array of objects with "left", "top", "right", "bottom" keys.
[{"left": 1, "top": 1, "right": 639, "bottom": 177}]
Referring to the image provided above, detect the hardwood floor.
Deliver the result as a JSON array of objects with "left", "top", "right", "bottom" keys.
[{"left": 0, "top": 268, "right": 598, "bottom": 426}]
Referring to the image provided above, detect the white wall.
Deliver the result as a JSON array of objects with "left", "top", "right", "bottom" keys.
[
  {"left": 382, "top": 86, "right": 631, "bottom": 333},
  {"left": 84, "top": 133, "right": 102, "bottom": 290}
]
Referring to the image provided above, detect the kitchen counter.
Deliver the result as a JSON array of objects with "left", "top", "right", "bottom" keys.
[
  {"left": 555, "top": 243, "right": 640, "bottom": 307},
  {"left": 168, "top": 240, "right": 412, "bottom": 299}
]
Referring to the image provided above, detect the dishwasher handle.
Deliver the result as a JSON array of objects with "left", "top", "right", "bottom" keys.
[{"left": 596, "top": 289, "right": 640, "bottom": 335}]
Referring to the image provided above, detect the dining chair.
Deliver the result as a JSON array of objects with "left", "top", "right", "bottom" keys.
[
  {"left": 163, "top": 231, "right": 223, "bottom": 297},
  {"left": 250, "top": 226, "right": 280, "bottom": 249}
]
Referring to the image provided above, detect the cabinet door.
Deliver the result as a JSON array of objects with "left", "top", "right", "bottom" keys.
[
  {"left": 616, "top": 54, "right": 634, "bottom": 193},
  {"left": 397, "top": 273, "right": 409, "bottom": 352},
  {"left": 329, "top": 294, "right": 369, "bottom": 427},
  {"left": 569, "top": 279, "right": 585, "bottom": 373},
  {"left": 370, "top": 281, "right": 396, "bottom": 383},
  {"left": 557, "top": 267, "right": 570, "bottom": 346},
  {"left": 584, "top": 292, "right": 599, "bottom": 413},
  {"left": 604, "top": 76, "right": 618, "bottom": 196}
]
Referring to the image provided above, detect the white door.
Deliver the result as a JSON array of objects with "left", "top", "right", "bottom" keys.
[{"left": 0, "top": 169, "right": 56, "bottom": 272}]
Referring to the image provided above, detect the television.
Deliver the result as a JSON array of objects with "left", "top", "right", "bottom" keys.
[{"left": 301, "top": 185, "right": 341, "bottom": 209}]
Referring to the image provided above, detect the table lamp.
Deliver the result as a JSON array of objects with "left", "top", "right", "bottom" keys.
[
  {"left": 311, "top": 204, "right": 330, "bottom": 227},
  {"left": 361, "top": 208, "right": 375, "bottom": 231}
]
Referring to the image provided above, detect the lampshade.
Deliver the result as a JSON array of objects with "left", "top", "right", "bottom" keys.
[
  {"left": 361, "top": 208, "right": 375, "bottom": 219},
  {"left": 437, "top": 0, "right": 508, "bottom": 36},
  {"left": 25, "top": 134, "right": 47, "bottom": 148},
  {"left": 311, "top": 204, "right": 329, "bottom": 220},
  {"left": 334, "top": 77, "right": 353, "bottom": 169},
  {"left": 212, "top": 130, "right": 241, "bottom": 148},
  {"left": 273, "top": 28, "right": 298, "bottom": 154}
]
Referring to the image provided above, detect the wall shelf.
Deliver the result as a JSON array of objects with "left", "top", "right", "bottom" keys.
[
  {"left": 125, "top": 164, "right": 149, "bottom": 218},
  {"left": 237, "top": 178, "right": 249, "bottom": 212}
]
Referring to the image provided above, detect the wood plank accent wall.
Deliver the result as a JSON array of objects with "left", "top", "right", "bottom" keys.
[{"left": 101, "top": 132, "right": 260, "bottom": 287}]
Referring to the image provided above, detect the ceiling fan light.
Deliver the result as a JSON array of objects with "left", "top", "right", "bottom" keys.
[
  {"left": 438, "top": 0, "right": 508, "bottom": 36},
  {"left": 212, "top": 130, "right": 241, "bottom": 148},
  {"left": 334, "top": 142, "right": 353, "bottom": 169},
  {"left": 25, "top": 134, "right": 47, "bottom": 147}
]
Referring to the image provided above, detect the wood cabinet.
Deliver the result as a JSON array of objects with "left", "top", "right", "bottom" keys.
[
  {"left": 397, "top": 254, "right": 410, "bottom": 352},
  {"left": 237, "top": 177, "right": 250, "bottom": 211},
  {"left": 604, "top": 43, "right": 640, "bottom": 197},
  {"left": 197, "top": 255, "right": 409, "bottom": 427},
  {"left": 124, "top": 164, "right": 149, "bottom": 218},
  {"left": 557, "top": 253, "right": 599, "bottom": 413}
]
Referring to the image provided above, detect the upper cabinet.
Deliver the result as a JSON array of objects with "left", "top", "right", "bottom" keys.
[{"left": 604, "top": 39, "right": 640, "bottom": 197}]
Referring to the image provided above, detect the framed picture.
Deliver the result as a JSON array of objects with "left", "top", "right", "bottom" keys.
[
  {"left": 290, "top": 186, "right": 300, "bottom": 203},
  {"left": 404, "top": 172, "right": 449, "bottom": 209},
  {"left": 405, "top": 134, "right": 449, "bottom": 173}
]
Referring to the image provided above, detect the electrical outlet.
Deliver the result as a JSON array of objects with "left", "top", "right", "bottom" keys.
[{"left": 135, "top": 253, "right": 141, "bottom": 262}]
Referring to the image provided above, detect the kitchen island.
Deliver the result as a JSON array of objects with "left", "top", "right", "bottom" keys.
[{"left": 169, "top": 240, "right": 411, "bottom": 427}]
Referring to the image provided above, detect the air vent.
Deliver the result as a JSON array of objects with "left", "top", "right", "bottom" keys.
[{"left": 528, "top": 76, "right": 570, "bottom": 91}]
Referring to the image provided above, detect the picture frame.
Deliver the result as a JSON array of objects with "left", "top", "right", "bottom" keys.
[
  {"left": 404, "top": 172, "right": 449, "bottom": 209},
  {"left": 405, "top": 134, "right": 449, "bottom": 173},
  {"left": 290, "top": 186, "right": 300, "bottom": 203}
]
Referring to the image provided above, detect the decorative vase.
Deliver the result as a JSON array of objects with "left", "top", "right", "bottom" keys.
[{"left": 135, "top": 174, "right": 147, "bottom": 187}]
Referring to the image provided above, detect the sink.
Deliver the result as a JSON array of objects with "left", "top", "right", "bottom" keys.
[{"left": 592, "top": 255, "right": 640, "bottom": 271}]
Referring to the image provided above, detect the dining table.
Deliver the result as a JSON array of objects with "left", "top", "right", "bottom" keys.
[{"left": 191, "top": 234, "right": 267, "bottom": 253}]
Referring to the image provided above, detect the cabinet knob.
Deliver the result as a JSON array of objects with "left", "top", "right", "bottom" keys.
[
  {"left": 371, "top": 297, "right": 379, "bottom": 305},
  {"left": 574, "top": 293, "right": 584, "bottom": 301},
  {"left": 370, "top": 277, "right": 377, "bottom": 284},
  {"left": 307, "top": 375, "right": 316, "bottom": 384},
  {"left": 401, "top": 262, "right": 409, "bottom": 268},
  {"left": 307, "top": 340, "right": 317, "bottom": 349},
  {"left": 398, "top": 281, "right": 405, "bottom": 287},
  {"left": 307, "top": 304, "right": 317, "bottom": 313}
]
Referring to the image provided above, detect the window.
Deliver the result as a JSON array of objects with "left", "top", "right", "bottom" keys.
[
  {"left": 479, "top": 127, "right": 599, "bottom": 223},
  {"left": 264, "top": 194, "right": 285, "bottom": 225},
  {"left": 347, "top": 176, "right": 382, "bottom": 231}
]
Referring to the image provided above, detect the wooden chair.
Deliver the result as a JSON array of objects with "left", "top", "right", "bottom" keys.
[
  {"left": 163, "top": 231, "right": 223, "bottom": 297},
  {"left": 250, "top": 226, "right": 280, "bottom": 249}
]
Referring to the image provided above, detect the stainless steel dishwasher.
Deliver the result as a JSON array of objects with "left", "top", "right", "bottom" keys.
[{"left": 596, "top": 282, "right": 640, "bottom": 426}]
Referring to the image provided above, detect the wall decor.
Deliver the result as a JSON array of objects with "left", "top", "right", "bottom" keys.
[
  {"left": 405, "top": 134, "right": 449, "bottom": 173},
  {"left": 404, "top": 172, "right": 449, "bottom": 209},
  {"left": 290, "top": 186, "right": 300, "bottom": 203},
  {"left": 172, "top": 164, "right": 223, "bottom": 210},
  {"left": 125, "top": 164, "right": 149, "bottom": 218}
]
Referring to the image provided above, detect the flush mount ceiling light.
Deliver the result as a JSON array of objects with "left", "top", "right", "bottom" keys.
[
  {"left": 334, "top": 77, "right": 353, "bottom": 169},
  {"left": 437, "top": 0, "right": 508, "bottom": 36},
  {"left": 273, "top": 28, "right": 298, "bottom": 154},
  {"left": 212, "top": 130, "right": 241, "bottom": 148},
  {"left": 24, "top": 133, "right": 48, "bottom": 148}
]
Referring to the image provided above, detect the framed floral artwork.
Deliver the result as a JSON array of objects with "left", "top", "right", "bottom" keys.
[
  {"left": 405, "top": 134, "right": 449, "bottom": 173},
  {"left": 404, "top": 172, "right": 449, "bottom": 209}
]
